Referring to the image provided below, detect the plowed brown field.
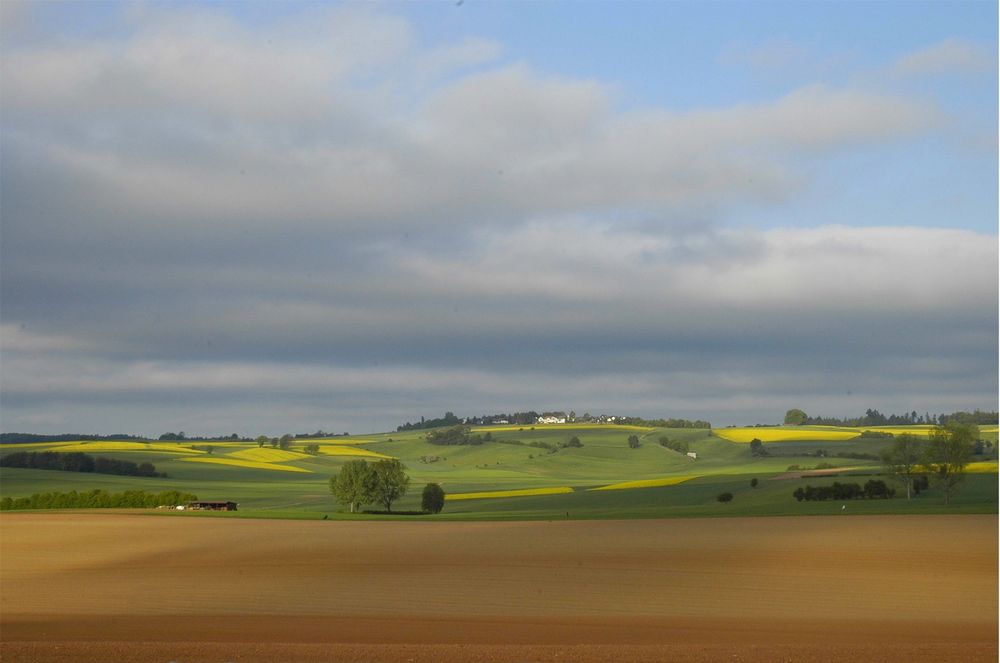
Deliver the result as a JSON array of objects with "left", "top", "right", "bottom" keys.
[{"left": 1, "top": 513, "right": 996, "bottom": 662}]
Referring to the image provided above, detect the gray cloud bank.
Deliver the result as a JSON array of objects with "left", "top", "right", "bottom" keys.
[{"left": 1, "top": 5, "right": 996, "bottom": 435}]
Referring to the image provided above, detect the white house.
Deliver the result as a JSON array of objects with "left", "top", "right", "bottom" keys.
[
  {"left": 686, "top": 452, "right": 698, "bottom": 460},
  {"left": 536, "top": 416, "right": 567, "bottom": 424}
]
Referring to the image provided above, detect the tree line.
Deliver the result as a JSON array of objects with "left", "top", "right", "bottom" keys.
[
  {"left": 0, "top": 451, "right": 165, "bottom": 477},
  {"left": 793, "top": 480, "right": 895, "bottom": 501},
  {"left": 784, "top": 408, "right": 997, "bottom": 427},
  {"left": 1, "top": 489, "right": 197, "bottom": 511},
  {"left": 1, "top": 432, "right": 145, "bottom": 444}
]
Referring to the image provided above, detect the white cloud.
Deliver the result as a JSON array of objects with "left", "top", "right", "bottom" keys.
[
  {"left": 893, "top": 38, "right": 995, "bottom": 77},
  {"left": 2, "top": 7, "right": 941, "bottom": 238}
]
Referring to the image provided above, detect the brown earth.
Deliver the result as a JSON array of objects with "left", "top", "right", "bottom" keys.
[{"left": 1, "top": 513, "right": 996, "bottom": 662}]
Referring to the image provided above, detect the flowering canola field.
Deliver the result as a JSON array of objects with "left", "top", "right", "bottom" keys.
[
  {"left": 590, "top": 475, "right": 698, "bottom": 491},
  {"left": 446, "top": 486, "right": 574, "bottom": 501},
  {"left": 37, "top": 441, "right": 205, "bottom": 454},
  {"left": 317, "top": 446, "right": 393, "bottom": 459},
  {"left": 229, "top": 448, "right": 305, "bottom": 463},
  {"left": 713, "top": 428, "right": 861, "bottom": 443},
  {"left": 182, "top": 457, "right": 312, "bottom": 473}
]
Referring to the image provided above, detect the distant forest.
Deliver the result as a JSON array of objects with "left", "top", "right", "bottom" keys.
[
  {"left": 0, "top": 451, "right": 165, "bottom": 478},
  {"left": 1, "top": 432, "right": 146, "bottom": 444},
  {"left": 798, "top": 409, "right": 997, "bottom": 427}
]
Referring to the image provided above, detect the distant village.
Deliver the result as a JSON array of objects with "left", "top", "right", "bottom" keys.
[{"left": 396, "top": 411, "right": 709, "bottom": 432}]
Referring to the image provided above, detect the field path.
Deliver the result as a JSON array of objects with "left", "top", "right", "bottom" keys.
[{"left": 1, "top": 513, "right": 996, "bottom": 662}]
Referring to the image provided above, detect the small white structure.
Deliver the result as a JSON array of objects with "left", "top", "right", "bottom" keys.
[
  {"left": 686, "top": 452, "right": 698, "bottom": 460},
  {"left": 537, "top": 416, "right": 567, "bottom": 424}
]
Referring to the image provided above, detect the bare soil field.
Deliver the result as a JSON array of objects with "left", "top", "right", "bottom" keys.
[{"left": 1, "top": 513, "right": 996, "bottom": 662}]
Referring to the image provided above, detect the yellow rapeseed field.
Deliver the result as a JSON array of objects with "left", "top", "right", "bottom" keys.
[
  {"left": 966, "top": 461, "right": 998, "bottom": 474},
  {"left": 40, "top": 442, "right": 205, "bottom": 454},
  {"left": 589, "top": 475, "right": 697, "bottom": 491},
  {"left": 300, "top": 438, "right": 376, "bottom": 445},
  {"left": 229, "top": 448, "right": 304, "bottom": 463},
  {"left": 862, "top": 426, "right": 941, "bottom": 436},
  {"left": 317, "top": 446, "right": 393, "bottom": 459},
  {"left": 713, "top": 428, "right": 860, "bottom": 443},
  {"left": 181, "top": 457, "right": 312, "bottom": 473},
  {"left": 446, "top": 486, "right": 574, "bottom": 500}
]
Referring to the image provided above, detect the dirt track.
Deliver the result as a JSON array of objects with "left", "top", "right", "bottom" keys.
[{"left": 1, "top": 513, "right": 996, "bottom": 662}]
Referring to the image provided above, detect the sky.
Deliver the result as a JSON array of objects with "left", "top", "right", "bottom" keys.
[{"left": 1, "top": 0, "right": 997, "bottom": 436}]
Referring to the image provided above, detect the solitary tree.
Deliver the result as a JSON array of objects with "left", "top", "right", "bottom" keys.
[
  {"left": 421, "top": 483, "right": 445, "bottom": 514},
  {"left": 880, "top": 434, "right": 922, "bottom": 499},
  {"left": 330, "top": 460, "right": 378, "bottom": 513},
  {"left": 924, "top": 423, "right": 977, "bottom": 505},
  {"left": 750, "top": 478, "right": 758, "bottom": 489},
  {"left": 255, "top": 435, "right": 268, "bottom": 448},
  {"left": 372, "top": 458, "right": 410, "bottom": 512},
  {"left": 784, "top": 409, "right": 808, "bottom": 426},
  {"left": 627, "top": 435, "right": 641, "bottom": 449}
]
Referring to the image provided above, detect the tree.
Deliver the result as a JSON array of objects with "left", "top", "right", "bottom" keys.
[
  {"left": 880, "top": 434, "right": 922, "bottom": 499},
  {"left": 717, "top": 492, "right": 733, "bottom": 503},
  {"left": 256, "top": 435, "right": 268, "bottom": 448},
  {"left": 749, "top": 438, "right": 768, "bottom": 457},
  {"left": 784, "top": 409, "right": 808, "bottom": 425},
  {"left": 924, "top": 423, "right": 977, "bottom": 505},
  {"left": 750, "top": 478, "right": 758, "bottom": 489},
  {"left": 330, "top": 460, "right": 378, "bottom": 513},
  {"left": 372, "top": 458, "right": 410, "bottom": 512},
  {"left": 421, "top": 483, "right": 445, "bottom": 514},
  {"left": 627, "top": 435, "right": 641, "bottom": 449},
  {"left": 278, "top": 434, "right": 293, "bottom": 450}
]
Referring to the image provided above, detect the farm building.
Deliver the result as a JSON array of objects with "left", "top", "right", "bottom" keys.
[
  {"left": 186, "top": 501, "right": 238, "bottom": 511},
  {"left": 686, "top": 452, "right": 698, "bottom": 460}
]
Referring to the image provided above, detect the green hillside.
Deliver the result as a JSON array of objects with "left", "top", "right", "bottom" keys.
[{"left": 1, "top": 424, "right": 996, "bottom": 518}]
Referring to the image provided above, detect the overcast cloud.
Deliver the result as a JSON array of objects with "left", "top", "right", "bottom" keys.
[{"left": 1, "top": 3, "right": 996, "bottom": 436}]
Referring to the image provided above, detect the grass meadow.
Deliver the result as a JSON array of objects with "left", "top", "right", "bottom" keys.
[{"left": 1, "top": 423, "right": 996, "bottom": 520}]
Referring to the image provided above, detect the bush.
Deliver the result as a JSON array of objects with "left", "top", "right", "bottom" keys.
[
  {"left": 421, "top": 483, "right": 445, "bottom": 514},
  {"left": 750, "top": 478, "right": 758, "bottom": 489},
  {"left": 717, "top": 492, "right": 733, "bottom": 503},
  {"left": 658, "top": 437, "right": 689, "bottom": 453}
]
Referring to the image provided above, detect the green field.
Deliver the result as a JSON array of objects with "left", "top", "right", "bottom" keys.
[{"left": 1, "top": 424, "right": 996, "bottom": 519}]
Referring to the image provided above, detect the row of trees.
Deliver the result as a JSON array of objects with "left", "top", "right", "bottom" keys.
[
  {"left": 784, "top": 408, "right": 997, "bottom": 427},
  {"left": 1, "top": 489, "right": 197, "bottom": 511},
  {"left": 793, "top": 480, "right": 895, "bottom": 501},
  {"left": 0, "top": 451, "right": 164, "bottom": 477},
  {"left": 1, "top": 433, "right": 145, "bottom": 444}
]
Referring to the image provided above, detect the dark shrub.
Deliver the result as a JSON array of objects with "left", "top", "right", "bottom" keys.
[{"left": 421, "top": 483, "right": 445, "bottom": 514}]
